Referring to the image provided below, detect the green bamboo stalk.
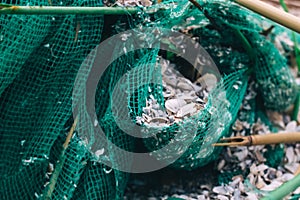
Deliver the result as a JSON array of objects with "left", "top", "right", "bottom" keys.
[
  {"left": 261, "top": 173, "right": 300, "bottom": 200},
  {"left": 0, "top": 4, "right": 138, "bottom": 15},
  {"left": 279, "top": 0, "right": 288, "bottom": 11}
]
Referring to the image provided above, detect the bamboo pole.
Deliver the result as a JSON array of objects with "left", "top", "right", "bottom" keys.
[
  {"left": 261, "top": 173, "right": 300, "bottom": 200},
  {"left": 261, "top": 0, "right": 300, "bottom": 9},
  {"left": 0, "top": 4, "right": 138, "bottom": 15},
  {"left": 249, "top": 132, "right": 300, "bottom": 145},
  {"left": 1, "top": 1, "right": 300, "bottom": 34},
  {"left": 213, "top": 132, "right": 300, "bottom": 147},
  {"left": 235, "top": 0, "right": 300, "bottom": 33}
]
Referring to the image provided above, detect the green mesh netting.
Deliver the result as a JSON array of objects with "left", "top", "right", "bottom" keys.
[
  {"left": 0, "top": 0, "right": 299, "bottom": 199},
  {"left": 0, "top": 0, "right": 124, "bottom": 199},
  {"left": 139, "top": 69, "right": 248, "bottom": 169}
]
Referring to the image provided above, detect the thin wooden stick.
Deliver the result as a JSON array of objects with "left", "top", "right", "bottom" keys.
[
  {"left": 235, "top": 0, "right": 300, "bottom": 33},
  {"left": 44, "top": 117, "right": 78, "bottom": 199},
  {"left": 63, "top": 117, "right": 78, "bottom": 149}
]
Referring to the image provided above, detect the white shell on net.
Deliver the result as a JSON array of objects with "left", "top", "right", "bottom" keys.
[
  {"left": 195, "top": 73, "right": 218, "bottom": 92},
  {"left": 165, "top": 99, "right": 187, "bottom": 114},
  {"left": 212, "top": 186, "right": 230, "bottom": 196},
  {"left": 176, "top": 103, "right": 197, "bottom": 118}
]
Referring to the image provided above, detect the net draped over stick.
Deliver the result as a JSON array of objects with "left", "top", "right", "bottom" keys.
[{"left": 0, "top": 0, "right": 298, "bottom": 199}]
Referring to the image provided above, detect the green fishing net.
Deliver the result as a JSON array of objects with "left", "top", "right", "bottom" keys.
[{"left": 0, "top": 0, "right": 298, "bottom": 199}]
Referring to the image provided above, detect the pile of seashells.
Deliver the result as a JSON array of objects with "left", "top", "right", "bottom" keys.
[{"left": 136, "top": 58, "right": 217, "bottom": 127}]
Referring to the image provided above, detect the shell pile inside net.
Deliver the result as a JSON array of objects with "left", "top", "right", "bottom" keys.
[{"left": 136, "top": 57, "right": 217, "bottom": 127}]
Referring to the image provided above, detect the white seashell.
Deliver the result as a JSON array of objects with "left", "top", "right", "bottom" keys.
[
  {"left": 217, "top": 159, "right": 226, "bottom": 171},
  {"left": 284, "top": 163, "right": 299, "bottom": 174},
  {"left": 196, "top": 194, "right": 206, "bottom": 200},
  {"left": 176, "top": 103, "right": 197, "bottom": 118},
  {"left": 234, "top": 148, "right": 248, "bottom": 161},
  {"left": 212, "top": 186, "right": 230, "bottom": 195},
  {"left": 195, "top": 73, "right": 218, "bottom": 91},
  {"left": 245, "top": 192, "right": 258, "bottom": 200},
  {"left": 231, "top": 176, "right": 243, "bottom": 186},
  {"left": 239, "top": 162, "right": 246, "bottom": 171},
  {"left": 165, "top": 99, "right": 186, "bottom": 113},
  {"left": 293, "top": 187, "right": 300, "bottom": 194},
  {"left": 286, "top": 147, "right": 295, "bottom": 163},
  {"left": 279, "top": 173, "right": 294, "bottom": 182},
  {"left": 217, "top": 195, "right": 229, "bottom": 200},
  {"left": 238, "top": 182, "right": 245, "bottom": 193},
  {"left": 286, "top": 121, "right": 297, "bottom": 132}
]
